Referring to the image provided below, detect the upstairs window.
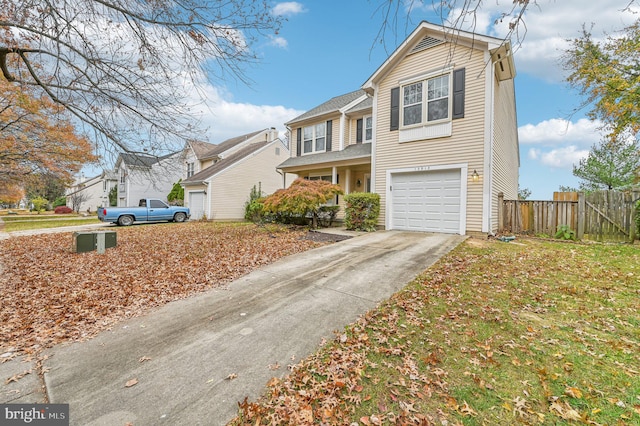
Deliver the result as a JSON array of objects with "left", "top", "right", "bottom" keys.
[
  {"left": 390, "top": 68, "right": 464, "bottom": 134},
  {"left": 403, "top": 82, "right": 423, "bottom": 126},
  {"left": 427, "top": 75, "right": 449, "bottom": 121},
  {"left": 303, "top": 123, "right": 327, "bottom": 154},
  {"left": 364, "top": 116, "right": 373, "bottom": 142},
  {"left": 357, "top": 116, "right": 373, "bottom": 143},
  {"left": 401, "top": 73, "right": 451, "bottom": 127},
  {"left": 186, "top": 162, "right": 195, "bottom": 177}
]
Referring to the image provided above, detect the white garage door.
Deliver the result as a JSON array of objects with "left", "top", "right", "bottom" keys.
[
  {"left": 188, "top": 191, "right": 205, "bottom": 220},
  {"left": 391, "top": 169, "right": 462, "bottom": 233}
]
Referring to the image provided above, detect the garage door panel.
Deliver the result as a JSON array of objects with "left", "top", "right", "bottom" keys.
[{"left": 391, "top": 169, "right": 462, "bottom": 234}]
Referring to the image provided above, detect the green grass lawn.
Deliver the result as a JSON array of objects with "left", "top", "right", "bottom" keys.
[
  {"left": 231, "top": 238, "right": 640, "bottom": 425},
  {"left": 1, "top": 217, "right": 101, "bottom": 232}
]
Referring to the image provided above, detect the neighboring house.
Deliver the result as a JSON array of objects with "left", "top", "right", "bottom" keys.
[
  {"left": 66, "top": 171, "right": 118, "bottom": 212},
  {"left": 277, "top": 21, "right": 519, "bottom": 235},
  {"left": 182, "top": 129, "right": 291, "bottom": 220},
  {"left": 115, "top": 152, "right": 183, "bottom": 206}
]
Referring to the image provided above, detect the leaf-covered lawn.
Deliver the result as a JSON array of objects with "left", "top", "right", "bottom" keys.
[
  {"left": 230, "top": 238, "right": 640, "bottom": 425},
  {"left": 0, "top": 222, "right": 325, "bottom": 354}
]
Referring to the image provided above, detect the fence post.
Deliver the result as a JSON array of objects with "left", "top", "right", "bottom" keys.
[
  {"left": 498, "top": 192, "right": 504, "bottom": 232},
  {"left": 631, "top": 188, "right": 639, "bottom": 242},
  {"left": 577, "top": 192, "right": 585, "bottom": 240}
]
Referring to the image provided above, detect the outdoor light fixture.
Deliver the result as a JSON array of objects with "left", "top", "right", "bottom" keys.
[
  {"left": 471, "top": 169, "right": 480, "bottom": 182},
  {"left": 356, "top": 179, "right": 362, "bottom": 187}
]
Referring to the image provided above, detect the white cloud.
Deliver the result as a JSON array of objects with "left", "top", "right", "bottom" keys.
[
  {"left": 189, "top": 84, "right": 302, "bottom": 143},
  {"left": 268, "top": 35, "right": 289, "bottom": 48},
  {"left": 528, "top": 145, "right": 589, "bottom": 169},
  {"left": 520, "top": 117, "right": 598, "bottom": 169},
  {"left": 469, "top": 0, "right": 640, "bottom": 82},
  {"left": 272, "top": 2, "right": 306, "bottom": 16},
  {"left": 518, "top": 118, "right": 603, "bottom": 147}
]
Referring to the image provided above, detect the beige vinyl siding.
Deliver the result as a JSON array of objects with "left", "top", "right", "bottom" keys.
[
  {"left": 374, "top": 43, "right": 488, "bottom": 233},
  {"left": 345, "top": 113, "right": 373, "bottom": 147},
  {"left": 491, "top": 75, "right": 519, "bottom": 231},
  {"left": 201, "top": 159, "right": 215, "bottom": 169},
  {"left": 208, "top": 143, "right": 286, "bottom": 220}
]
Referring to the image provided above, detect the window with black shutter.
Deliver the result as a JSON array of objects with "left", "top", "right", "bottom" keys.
[{"left": 390, "top": 87, "right": 400, "bottom": 131}]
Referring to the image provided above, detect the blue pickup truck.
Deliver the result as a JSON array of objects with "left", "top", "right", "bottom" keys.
[{"left": 97, "top": 199, "right": 190, "bottom": 226}]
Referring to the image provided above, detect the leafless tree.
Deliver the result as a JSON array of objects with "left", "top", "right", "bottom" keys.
[
  {"left": 67, "top": 189, "right": 91, "bottom": 213},
  {"left": 371, "top": 0, "right": 638, "bottom": 53},
  {"left": 0, "top": 0, "right": 281, "bottom": 164},
  {"left": 370, "top": 0, "right": 534, "bottom": 53}
]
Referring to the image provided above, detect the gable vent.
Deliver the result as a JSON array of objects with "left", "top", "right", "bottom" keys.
[{"left": 410, "top": 35, "right": 444, "bottom": 54}]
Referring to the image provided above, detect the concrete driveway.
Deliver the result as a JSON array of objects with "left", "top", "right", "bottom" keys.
[{"left": 43, "top": 230, "right": 465, "bottom": 426}]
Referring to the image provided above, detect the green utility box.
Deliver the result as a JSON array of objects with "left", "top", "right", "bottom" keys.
[{"left": 72, "top": 231, "right": 117, "bottom": 253}]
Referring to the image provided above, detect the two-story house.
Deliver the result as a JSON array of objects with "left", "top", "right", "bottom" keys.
[
  {"left": 65, "top": 171, "right": 118, "bottom": 212},
  {"left": 277, "top": 21, "right": 519, "bottom": 235},
  {"left": 182, "top": 128, "right": 292, "bottom": 220},
  {"left": 114, "top": 151, "right": 183, "bottom": 207}
]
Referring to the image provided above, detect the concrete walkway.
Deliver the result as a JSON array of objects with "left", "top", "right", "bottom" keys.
[
  {"left": 2, "top": 229, "right": 464, "bottom": 425},
  {"left": 0, "top": 221, "right": 112, "bottom": 240}
]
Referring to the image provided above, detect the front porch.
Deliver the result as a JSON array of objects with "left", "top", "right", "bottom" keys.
[{"left": 277, "top": 143, "right": 372, "bottom": 219}]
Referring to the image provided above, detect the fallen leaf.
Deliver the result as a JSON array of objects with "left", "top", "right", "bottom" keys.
[
  {"left": 125, "top": 378, "right": 138, "bottom": 388},
  {"left": 138, "top": 356, "right": 151, "bottom": 363},
  {"left": 266, "top": 377, "right": 280, "bottom": 387},
  {"left": 226, "top": 373, "right": 238, "bottom": 380},
  {"left": 564, "top": 386, "right": 583, "bottom": 399}
]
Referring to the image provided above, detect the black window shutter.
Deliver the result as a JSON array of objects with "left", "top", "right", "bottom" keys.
[
  {"left": 326, "top": 120, "right": 332, "bottom": 151},
  {"left": 453, "top": 68, "right": 465, "bottom": 119},
  {"left": 296, "top": 128, "right": 302, "bottom": 156},
  {"left": 356, "top": 119, "right": 363, "bottom": 143},
  {"left": 390, "top": 87, "right": 400, "bottom": 131}
]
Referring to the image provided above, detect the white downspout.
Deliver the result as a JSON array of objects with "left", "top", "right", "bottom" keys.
[{"left": 482, "top": 51, "right": 495, "bottom": 233}]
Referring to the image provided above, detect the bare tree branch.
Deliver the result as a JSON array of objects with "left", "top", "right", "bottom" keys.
[{"left": 1, "top": 0, "right": 282, "bottom": 161}]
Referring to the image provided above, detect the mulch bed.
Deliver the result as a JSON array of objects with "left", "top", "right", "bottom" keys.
[{"left": 301, "top": 230, "right": 352, "bottom": 243}]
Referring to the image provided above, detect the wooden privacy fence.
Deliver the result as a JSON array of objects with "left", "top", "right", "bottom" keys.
[{"left": 498, "top": 190, "right": 639, "bottom": 242}]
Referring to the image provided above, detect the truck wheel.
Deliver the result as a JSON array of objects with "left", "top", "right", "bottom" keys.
[
  {"left": 173, "top": 212, "right": 187, "bottom": 223},
  {"left": 118, "top": 215, "right": 134, "bottom": 226}
]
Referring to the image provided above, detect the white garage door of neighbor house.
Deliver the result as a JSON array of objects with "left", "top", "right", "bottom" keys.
[
  {"left": 391, "top": 169, "right": 462, "bottom": 233},
  {"left": 189, "top": 192, "right": 205, "bottom": 220}
]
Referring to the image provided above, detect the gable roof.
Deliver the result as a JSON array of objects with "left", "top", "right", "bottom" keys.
[
  {"left": 286, "top": 90, "right": 368, "bottom": 125},
  {"left": 118, "top": 152, "right": 177, "bottom": 168},
  {"left": 200, "top": 129, "right": 267, "bottom": 160},
  {"left": 362, "top": 21, "right": 515, "bottom": 92},
  {"left": 345, "top": 96, "right": 373, "bottom": 115},
  {"left": 182, "top": 140, "right": 274, "bottom": 184},
  {"left": 188, "top": 140, "right": 217, "bottom": 159}
]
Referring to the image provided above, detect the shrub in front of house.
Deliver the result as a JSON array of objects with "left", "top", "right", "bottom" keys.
[
  {"left": 53, "top": 196, "right": 67, "bottom": 208},
  {"left": 244, "top": 185, "right": 265, "bottom": 223},
  {"left": 261, "top": 178, "right": 343, "bottom": 228},
  {"left": 344, "top": 192, "right": 380, "bottom": 232},
  {"left": 167, "top": 180, "right": 184, "bottom": 206},
  {"left": 54, "top": 206, "right": 73, "bottom": 214}
]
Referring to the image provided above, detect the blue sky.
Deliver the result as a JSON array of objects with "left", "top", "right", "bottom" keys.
[{"left": 162, "top": 1, "right": 638, "bottom": 200}]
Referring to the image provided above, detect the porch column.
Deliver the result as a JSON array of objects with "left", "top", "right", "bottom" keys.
[
  {"left": 345, "top": 169, "right": 351, "bottom": 194},
  {"left": 332, "top": 166, "right": 337, "bottom": 185}
]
